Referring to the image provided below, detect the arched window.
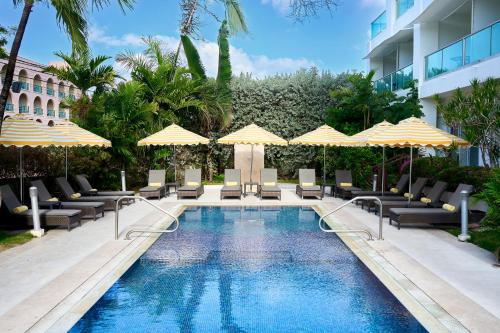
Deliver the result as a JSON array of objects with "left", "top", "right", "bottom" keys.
[
  {"left": 34, "top": 96, "right": 43, "bottom": 116},
  {"left": 18, "top": 93, "right": 29, "bottom": 114},
  {"left": 69, "top": 85, "right": 76, "bottom": 100},
  {"left": 58, "top": 102, "right": 67, "bottom": 119},
  {"left": 33, "top": 75, "right": 43, "bottom": 94},
  {"left": 5, "top": 92, "right": 14, "bottom": 112},
  {"left": 18, "top": 69, "right": 29, "bottom": 91},
  {"left": 58, "top": 81, "right": 66, "bottom": 98},
  {"left": 47, "top": 99, "right": 55, "bottom": 117},
  {"left": 47, "top": 78, "right": 55, "bottom": 96},
  {"left": 48, "top": 120, "right": 54, "bottom": 127},
  {"left": 0, "top": 65, "right": 6, "bottom": 83}
]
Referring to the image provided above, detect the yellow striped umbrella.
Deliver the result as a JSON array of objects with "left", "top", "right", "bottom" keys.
[
  {"left": 0, "top": 115, "right": 77, "bottom": 201},
  {"left": 289, "top": 124, "right": 350, "bottom": 184},
  {"left": 347, "top": 120, "right": 394, "bottom": 194},
  {"left": 366, "top": 117, "right": 469, "bottom": 203},
  {"left": 138, "top": 124, "right": 209, "bottom": 180},
  {"left": 218, "top": 124, "right": 287, "bottom": 183}
]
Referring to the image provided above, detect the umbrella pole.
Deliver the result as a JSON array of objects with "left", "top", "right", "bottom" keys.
[
  {"left": 173, "top": 145, "right": 177, "bottom": 182},
  {"left": 65, "top": 147, "right": 68, "bottom": 180},
  {"left": 249, "top": 144, "right": 254, "bottom": 183},
  {"left": 323, "top": 146, "right": 326, "bottom": 186},
  {"left": 19, "top": 148, "right": 23, "bottom": 203},
  {"left": 408, "top": 146, "right": 413, "bottom": 206},
  {"left": 381, "top": 146, "right": 385, "bottom": 195}
]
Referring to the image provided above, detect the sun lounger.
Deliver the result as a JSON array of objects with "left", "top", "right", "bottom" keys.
[
  {"left": 365, "top": 177, "right": 428, "bottom": 211},
  {"left": 258, "top": 168, "right": 281, "bottom": 200},
  {"left": 372, "top": 180, "right": 446, "bottom": 217},
  {"left": 75, "top": 174, "right": 135, "bottom": 198},
  {"left": 139, "top": 170, "right": 166, "bottom": 200},
  {"left": 389, "top": 183, "right": 479, "bottom": 229},
  {"left": 334, "top": 170, "right": 362, "bottom": 199},
  {"left": 296, "top": 169, "right": 323, "bottom": 199},
  {"left": 56, "top": 177, "right": 122, "bottom": 211},
  {"left": 31, "top": 180, "right": 105, "bottom": 220},
  {"left": 220, "top": 169, "right": 242, "bottom": 200},
  {"left": 352, "top": 174, "right": 409, "bottom": 197},
  {"left": 0, "top": 184, "right": 81, "bottom": 231},
  {"left": 177, "top": 169, "right": 204, "bottom": 199}
]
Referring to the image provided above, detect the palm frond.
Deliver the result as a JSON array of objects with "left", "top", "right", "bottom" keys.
[
  {"left": 216, "top": 20, "right": 232, "bottom": 104},
  {"left": 181, "top": 35, "right": 207, "bottom": 81},
  {"left": 222, "top": 0, "right": 247, "bottom": 35},
  {"left": 50, "top": 0, "right": 88, "bottom": 52}
]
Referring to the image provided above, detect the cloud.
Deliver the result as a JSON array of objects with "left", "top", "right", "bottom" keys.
[
  {"left": 90, "top": 25, "right": 315, "bottom": 79},
  {"left": 261, "top": 0, "right": 290, "bottom": 14}
]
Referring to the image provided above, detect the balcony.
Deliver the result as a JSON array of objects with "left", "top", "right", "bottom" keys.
[
  {"left": 374, "top": 64, "right": 413, "bottom": 93},
  {"left": 19, "top": 105, "right": 29, "bottom": 113},
  {"left": 371, "top": 11, "right": 387, "bottom": 39},
  {"left": 47, "top": 109, "right": 55, "bottom": 117},
  {"left": 5, "top": 103, "right": 14, "bottom": 112},
  {"left": 58, "top": 111, "right": 66, "bottom": 118},
  {"left": 34, "top": 84, "right": 43, "bottom": 93},
  {"left": 426, "top": 21, "right": 500, "bottom": 80},
  {"left": 397, "top": 0, "right": 414, "bottom": 18},
  {"left": 69, "top": 94, "right": 76, "bottom": 101},
  {"left": 19, "top": 82, "right": 29, "bottom": 91},
  {"left": 47, "top": 87, "right": 54, "bottom": 96},
  {"left": 34, "top": 107, "right": 43, "bottom": 115},
  {"left": 58, "top": 91, "right": 66, "bottom": 98}
]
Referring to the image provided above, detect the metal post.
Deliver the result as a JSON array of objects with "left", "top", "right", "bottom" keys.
[
  {"left": 323, "top": 146, "right": 326, "bottom": 186},
  {"left": 249, "top": 144, "right": 254, "bottom": 183},
  {"left": 407, "top": 146, "right": 413, "bottom": 205},
  {"left": 65, "top": 147, "right": 68, "bottom": 180},
  {"left": 372, "top": 174, "right": 378, "bottom": 191},
  {"left": 458, "top": 190, "right": 470, "bottom": 242},
  {"left": 19, "top": 148, "right": 23, "bottom": 202},
  {"left": 381, "top": 146, "right": 385, "bottom": 195},
  {"left": 121, "top": 170, "right": 126, "bottom": 191},
  {"left": 29, "top": 187, "right": 44, "bottom": 237},
  {"left": 173, "top": 145, "right": 177, "bottom": 182}
]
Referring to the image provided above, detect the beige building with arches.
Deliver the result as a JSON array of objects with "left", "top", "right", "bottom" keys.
[{"left": 0, "top": 57, "right": 80, "bottom": 126}]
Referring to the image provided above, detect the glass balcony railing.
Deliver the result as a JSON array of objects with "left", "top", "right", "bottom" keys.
[
  {"left": 371, "top": 11, "right": 387, "bottom": 39},
  {"left": 47, "top": 87, "right": 54, "bottom": 96},
  {"left": 47, "top": 109, "right": 55, "bottom": 117},
  {"left": 69, "top": 94, "right": 76, "bottom": 100},
  {"left": 58, "top": 111, "right": 66, "bottom": 118},
  {"left": 374, "top": 64, "right": 413, "bottom": 93},
  {"left": 5, "top": 103, "right": 14, "bottom": 112},
  {"left": 426, "top": 21, "right": 500, "bottom": 80},
  {"left": 19, "top": 82, "right": 29, "bottom": 91},
  {"left": 397, "top": 0, "right": 414, "bottom": 18},
  {"left": 34, "top": 107, "right": 43, "bottom": 115},
  {"left": 58, "top": 91, "right": 66, "bottom": 98},
  {"left": 19, "top": 105, "right": 29, "bottom": 113},
  {"left": 34, "top": 84, "right": 43, "bottom": 93}
]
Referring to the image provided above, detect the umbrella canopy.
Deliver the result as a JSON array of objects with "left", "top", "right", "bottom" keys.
[
  {"left": 289, "top": 124, "right": 350, "bottom": 146},
  {"left": 138, "top": 124, "right": 209, "bottom": 146},
  {"left": 365, "top": 117, "right": 469, "bottom": 148},
  {"left": 366, "top": 116, "right": 469, "bottom": 203},
  {"left": 289, "top": 124, "right": 350, "bottom": 185},
  {"left": 218, "top": 124, "right": 287, "bottom": 183},
  {"left": 218, "top": 123, "right": 287, "bottom": 145},
  {"left": 53, "top": 120, "right": 111, "bottom": 147},
  {"left": 0, "top": 114, "right": 75, "bottom": 147}
]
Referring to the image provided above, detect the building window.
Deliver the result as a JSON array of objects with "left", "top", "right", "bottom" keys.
[
  {"left": 371, "top": 11, "right": 387, "bottom": 39},
  {"left": 397, "top": 0, "right": 414, "bottom": 18}
]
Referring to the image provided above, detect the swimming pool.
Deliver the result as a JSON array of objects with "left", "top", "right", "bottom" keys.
[{"left": 70, "top": 206, "right": 426, "bottom": 332}]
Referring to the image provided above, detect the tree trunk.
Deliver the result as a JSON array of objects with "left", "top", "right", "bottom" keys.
[{"left": 0, "top": 0, "right": 34, "bottom": 134}]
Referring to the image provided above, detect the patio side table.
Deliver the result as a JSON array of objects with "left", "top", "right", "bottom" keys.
[{"left": 244, "top": 182, "right": 259, "bottom": 197}]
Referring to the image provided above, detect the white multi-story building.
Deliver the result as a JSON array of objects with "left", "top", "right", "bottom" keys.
[
  {"left": 367, "top": 0, "right": 500, "bottom": 166},
  {"left": 0, "top": 57, "right": 81, "bottom": 126}
]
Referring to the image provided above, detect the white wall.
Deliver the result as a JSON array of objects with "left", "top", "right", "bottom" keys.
[
  {"left": 398, "top": 41, "right": 414, "bottom": 68},
  {"left": 473, "top": 0, "right": 500, "bottom": 31}
]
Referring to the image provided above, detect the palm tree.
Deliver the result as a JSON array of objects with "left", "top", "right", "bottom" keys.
[
  {"left": 45, "top": 51, "right": 121, "bottom": 96},
  {"left": 0, "top": 0, "right": 134, "bottom": 134}
]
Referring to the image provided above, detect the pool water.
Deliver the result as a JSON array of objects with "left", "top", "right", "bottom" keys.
[{"left": 71, "top": 207, "right": 426, "bottom": 332}]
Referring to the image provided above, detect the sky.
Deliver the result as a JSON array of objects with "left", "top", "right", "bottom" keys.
[{"left": 0, "top": 0, "right": 386, "bottom": 79}]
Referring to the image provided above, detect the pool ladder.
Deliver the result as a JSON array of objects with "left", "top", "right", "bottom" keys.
[
  {"left": 114, "top": 196, "right": 179, "bottom": 240},
  {"left": 319, "top": 196, "right": 383, "bottom": 241}
]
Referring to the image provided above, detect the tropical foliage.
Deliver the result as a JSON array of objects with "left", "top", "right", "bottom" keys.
[
  {"left": 0, "top": 25, "right": 11, "bottom": 59},
  {"left": 476, "top": 168, "right": 500, "bottom": 226},
  {"left": 434, "top": 78, "right": 500, "bottom": 168}
]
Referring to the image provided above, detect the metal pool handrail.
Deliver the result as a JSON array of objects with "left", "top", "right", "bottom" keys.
[
  {"left": 114, "top": 196, "right": 179, "bottom": 240},
  {"left": 319, "top": 196, "right": 384, "bottom": 241}
]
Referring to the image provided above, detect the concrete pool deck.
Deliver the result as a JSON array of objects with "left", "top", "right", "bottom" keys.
[{"left": 0, "top": 184, "right": 498, "bottom": 332}]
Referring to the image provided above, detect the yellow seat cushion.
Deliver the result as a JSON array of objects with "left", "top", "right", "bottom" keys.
[
  {"left": 226, "top": 181, "right": 238, "bottom": 186},
  {"left": 70, "top": 193, "right": 81, "bottom": 199},
  {"left": 403, "top": 192, "right": 414, "bottom": 199},
  {"left": 90, "top": 188, "right": 98, "bottom": 192},
  {"left": 301, "top": 182, "right": 314, "bottom": 187},
  {"left": 13, "top": 205, "right": 28, "bottom": 214},
  {"left": 442, "top": 203, "right": 456, "bottom": 212},
  {"left": 390, "top": 187, "right": 399, "bottom": 193},
  {"left": 263, "top": 182, "right": 276, "bottom": 186},
  {"left": 47, "top": 197, "right": 59, "bottom": 202},
  {"left": 420, "top": 197, "right": 432, "bottom": 204},
  {"left": 187, "top": 181, "right": 200, "bottom": 186},
  {"left": 149, "top": 182, "right": 162, "bottom": 187},
  {"left": 340, "top": 182, "right": 352, "bottom": 187}
]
